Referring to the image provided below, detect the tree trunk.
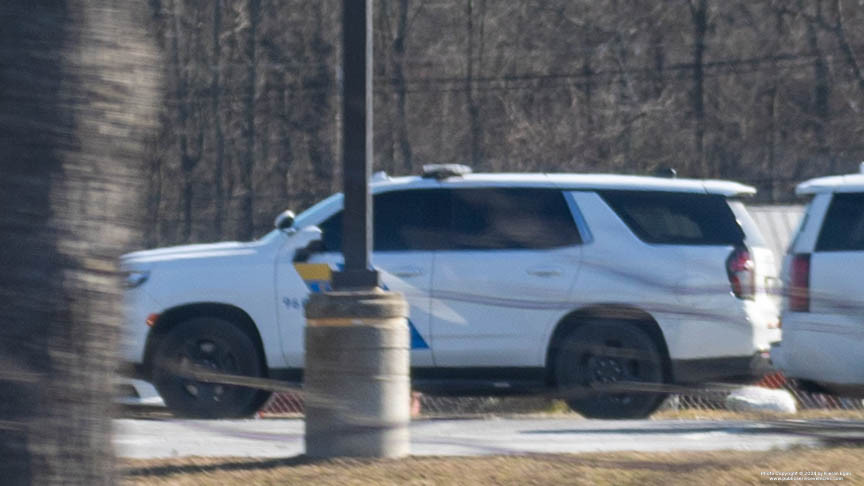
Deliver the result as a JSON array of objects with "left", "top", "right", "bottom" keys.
[
  {"left": 170, "top": 0, "right": 203, "bottom": 242},
  {"left": 307, "top": 1, "right": 336, "bottom": 191},
  {"left": 393, "top": 0, "right": 413, "bottom": 173},
  {"left": 466, "top": 0, "right": 486, "bottom": 168},
  {"left": 689, "top": 0, "right": 708, "bottom": 177},
  {"left": 240, "top": 0, "right": 261, "bottom": 240},
  {"left": 831, "top": 0, "right": 864, "bottom": 97},
  {"left": 806, "top": 1, "right": 832, "bottom": 174},
  {"left": 0, "top": 1, "right": 158, "bottom": 484},
  {"left": 211, "top": 0, "right": 226, "bottom": 240}
]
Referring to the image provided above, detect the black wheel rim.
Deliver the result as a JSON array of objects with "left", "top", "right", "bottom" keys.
[
  {"left": 177, "top": 338, "right": 239, "bottom": 402},
  {"left": 571, "top": 328, "right": 661, "bottom": 405}
]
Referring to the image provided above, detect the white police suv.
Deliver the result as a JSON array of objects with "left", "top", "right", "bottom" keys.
[
  {"left": 771, "top": 166, "right": 864, "bottom": 397},
  {"left": 121, "top": 165, "right": 779, "bottom": 418}
]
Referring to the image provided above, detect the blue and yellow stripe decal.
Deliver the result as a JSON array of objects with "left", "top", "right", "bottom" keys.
[
  {"left": 293, "top": 263, "right": 334, "bottom": 293},
  {"left": 293, "top": 263, "right": 430, "bottom": 350}
]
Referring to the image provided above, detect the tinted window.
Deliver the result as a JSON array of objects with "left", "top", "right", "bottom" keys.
[
  {"left": 600, "top": 191, "right": 745, "bottom": 245},
  {"left": 816, "top": 193, "right": 864, "bottom": 251},
  {"left": 447, "top": 188, "right": 581, "bottom": 250},
  {"left": 318, "top": 190, "right": 450, "bottom": 252},
  {"left": 375, "top": 190, "right": 449, "bottom": 250},
  {"left": 318, "top": 210, "right": 343, "bottom": 253}
]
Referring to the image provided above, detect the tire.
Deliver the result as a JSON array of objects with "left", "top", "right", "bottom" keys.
[
  {"left": 151, "top": 317, "right": 266, "bottom": 419},
  {"left": 554, "top": 320, "right": 668, "bottom": 419}
]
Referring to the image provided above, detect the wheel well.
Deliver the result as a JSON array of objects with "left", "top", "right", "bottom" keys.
[
  {"left": 143, "top": 303, "right": 268, "bottom": 379},
  {"left": 545, "top": 305, "right": 672, "bottom": 386}
]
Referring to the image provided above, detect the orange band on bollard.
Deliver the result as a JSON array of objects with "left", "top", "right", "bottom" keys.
[{"left": 307, "top": 317, "right": 378, "bottom": 327}]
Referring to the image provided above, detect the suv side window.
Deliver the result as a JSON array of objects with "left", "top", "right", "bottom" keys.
[
  {"left": 318, "top": 210, "right": 342, "bottom": 253},
  {"left": 600, "top": 191, "right": 745, "bottom": 245},
  {"left": 318, "top": 189, "right": 450, "bottom": 252},
  {"left": 815, "top": 193, "right": 864, "bottom": 251},
  {"left": 447, "top": 188, "right": 581, "bottom": 250}
]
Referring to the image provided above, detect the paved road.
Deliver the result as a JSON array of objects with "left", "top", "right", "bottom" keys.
[{"left": 116, "top": 418, "right": 824, "bottom": 459}]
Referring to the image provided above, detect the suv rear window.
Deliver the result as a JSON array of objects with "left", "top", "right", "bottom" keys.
[
  {"left": 816, "top": 193, "right": 864, "bottom": 251},
  {"left": 600, "top": 191, "right": 745, "bottom": 245}
]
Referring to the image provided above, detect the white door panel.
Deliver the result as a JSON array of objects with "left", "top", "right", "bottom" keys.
[
  {"left": 811, "top": 252, "right": 864, "bottom": 316},
  {"left": 300, "top": 251, "right": 435, "bottom": 367},
  {"left": 431, "top": 247, "right": 580, "bottom": 367},
  {"left": 274, "top": 240, "right": 435, "bottom": 366}
]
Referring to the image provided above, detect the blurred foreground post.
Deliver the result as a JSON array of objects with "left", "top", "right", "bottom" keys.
[
  {"left": 303, "top": 0, "right": 410, "bottom": 458},
  {"left": 304, "top": 293, "right": 410, "bottom": 458},
  {"left": 0, "top": 2, "right": 158, "bottom": 484}
]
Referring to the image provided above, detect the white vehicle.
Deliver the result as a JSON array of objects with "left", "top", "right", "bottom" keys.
[
  {"left": 771, "top": 166, "right": 864, "bottom": 397},
  {"left": 121, "top": 166, "right": 779, "bottom": 419}
]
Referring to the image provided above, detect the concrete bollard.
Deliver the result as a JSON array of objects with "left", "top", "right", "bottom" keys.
[{"left": 304, "top": 289, "right": 410, "bottom": 458}]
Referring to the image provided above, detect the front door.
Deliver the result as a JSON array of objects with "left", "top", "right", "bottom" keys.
[{"left": 281, "top": 188, "right": 449, "bottom": 367}]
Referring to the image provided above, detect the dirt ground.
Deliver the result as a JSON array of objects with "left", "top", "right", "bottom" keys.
[{"left": 123, "top": 446, "right": 864, "bottom": 485}]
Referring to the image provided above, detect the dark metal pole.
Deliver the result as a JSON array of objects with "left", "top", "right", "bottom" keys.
[
  {"left": 333, "top": 0, "right": 378, "bottom": 289},
  {"left": 305, "top": 1, "right": 410, "bottom": 458}
]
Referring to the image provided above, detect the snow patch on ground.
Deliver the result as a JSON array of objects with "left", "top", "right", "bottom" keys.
[{"left": 726, "top": 386, "right": 797, "bottom": 414}]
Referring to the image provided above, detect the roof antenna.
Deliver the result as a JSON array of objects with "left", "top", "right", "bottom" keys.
[{"left": 652, "top": 167, "right": 677, "bottom": 178}]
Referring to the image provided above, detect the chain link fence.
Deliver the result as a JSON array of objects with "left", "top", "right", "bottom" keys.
[{"left": 255, "top": 375, "right": 864, "bottom": 419}]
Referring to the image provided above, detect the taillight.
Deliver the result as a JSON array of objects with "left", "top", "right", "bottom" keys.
[
  {"left": 789, "top": 253, "right": 810, "bottom": 312},
  {"left": 727, "top": 246, "right": 755, "bottom": 300}
]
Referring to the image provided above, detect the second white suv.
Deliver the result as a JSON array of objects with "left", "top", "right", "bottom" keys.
[
  {"left": 771, "top": 167, "right": 864, "bottom": 397},
  {"left": 121, "top": 167, "right": 779, "bottom": 419}
]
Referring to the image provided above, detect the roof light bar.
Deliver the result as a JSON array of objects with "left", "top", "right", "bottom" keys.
[{"left": 421, "top": 164, "right": 472, "bottom": 180}]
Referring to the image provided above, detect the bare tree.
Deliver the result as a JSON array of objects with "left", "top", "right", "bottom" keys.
[
  {"left": 238, "top": 0, "right": 261, "bottom": 240},
  {"left": 211, "top": 0, "right": 227, "bottom": 238},
  {"left": 137, "top": 0, "right": 864, "bottom": 248},
  {"left": 169, "top": 0, "right": 206, "bottom": 242},
  {"left": 377, "top": 0, "right": 420, "bottom": 174},
  {"left": 465, "top": 0, "right": 487, "bottom": 168},
  {"left": 689, "top": 0, "right": 709, "bottom": 177}
]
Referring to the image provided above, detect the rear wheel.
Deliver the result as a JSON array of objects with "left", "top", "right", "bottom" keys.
[
  {"left": 555, "top": 320, "right": 668, "bottom": 419},
  {"left": 151, "top": 317, "right": 267, "bottom": 418}
]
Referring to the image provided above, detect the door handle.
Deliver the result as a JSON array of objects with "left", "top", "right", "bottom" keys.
[
  {"left": 392, "top": 266, "right": 423, "bottom": 278},
  {"left": 527, "top": 266, "right": 562, "bottom": 277}
]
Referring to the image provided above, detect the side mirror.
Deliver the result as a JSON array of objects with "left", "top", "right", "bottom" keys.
[{"left": 274, "top": 210, "right": 296, "bottom": 231}]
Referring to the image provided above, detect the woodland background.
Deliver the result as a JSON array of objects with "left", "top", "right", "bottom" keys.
[{"left": 145, "top": 0, "right": 864, "bottom": 246}]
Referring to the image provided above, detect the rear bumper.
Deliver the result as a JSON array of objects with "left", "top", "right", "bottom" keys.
[
  {"left": 771, "top": 312, "right": 864, "bottom": 386},
  {"left": 672, "top": 352, "right": 774, "bottom": 384}
]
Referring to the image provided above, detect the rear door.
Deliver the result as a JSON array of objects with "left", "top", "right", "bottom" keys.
[
  {"left": 811, "top": 192, "right": 864, "bottom": 315},
  {"left": 599, "top": 191, "right": 773, "bottom": 357},
  {"left": 599, "top": 191, "right": 746, "bottom": 305},
  {"left": 429, "top": 187, "right": 583, "bottom": 367}
]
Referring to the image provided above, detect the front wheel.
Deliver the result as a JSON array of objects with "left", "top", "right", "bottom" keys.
[
  {"left": 555, "top": 320, "right": 668, "bottom": 419},
  {"left": 151, "top": 317, "right": 267, "bottom": 418}
]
